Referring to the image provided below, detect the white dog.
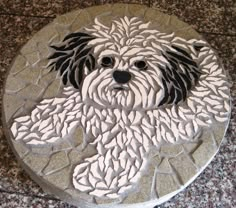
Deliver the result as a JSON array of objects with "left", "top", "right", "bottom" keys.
[{"left": 11, "top": 17, "right": 230, "bottom": 200}]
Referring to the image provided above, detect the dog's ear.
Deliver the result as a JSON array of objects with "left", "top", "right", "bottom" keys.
[
  {"left": 158, "top": 45, "right": 201, "bottom": 106},
  {"left": 48, "top": 32, "right": 96, "bottom": 89}
]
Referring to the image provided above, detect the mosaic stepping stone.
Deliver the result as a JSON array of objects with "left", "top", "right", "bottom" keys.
[{"left": 2, "top": 4, "right": 231, "bottom": 208}]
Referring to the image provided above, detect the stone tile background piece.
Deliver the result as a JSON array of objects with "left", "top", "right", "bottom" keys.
[{"left": 0, "top": 1, "right": 235, "bottom": 208}]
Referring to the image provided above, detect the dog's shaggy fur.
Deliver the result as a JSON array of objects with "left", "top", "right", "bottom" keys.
[{"left": 11, "top": 17, "right": 230, "bottom": 200}]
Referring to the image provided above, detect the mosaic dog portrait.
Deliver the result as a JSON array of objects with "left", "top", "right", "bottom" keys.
[{"left": 11, "top": 17, "right": 230, "bottom": 200}]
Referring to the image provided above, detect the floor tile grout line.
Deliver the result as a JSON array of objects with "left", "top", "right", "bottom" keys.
[{"left": 0, "top": 188, "right": 60, "bottom": 201}]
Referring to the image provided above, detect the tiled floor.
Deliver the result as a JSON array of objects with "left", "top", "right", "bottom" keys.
[{"left": 0, "top": 0, "right": 235, "bottom": 207}]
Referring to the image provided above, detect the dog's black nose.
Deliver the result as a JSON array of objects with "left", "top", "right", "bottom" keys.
[{"left": 113, "top": 70, "right": 131, "bottom": 84}]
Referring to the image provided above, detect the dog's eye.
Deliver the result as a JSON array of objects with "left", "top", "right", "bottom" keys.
[
  {"left": 134, "top": 60, "right": 148, "bottom": 70},
  {"left": 101, "top": 56, "right": 115, "bottom": 68}
]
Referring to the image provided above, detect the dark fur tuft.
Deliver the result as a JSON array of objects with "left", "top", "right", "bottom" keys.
[
  {"left": 158, "top": 45, "right": 201, "bottom": 106},
  {"left": 48, "top": 32, "right": 96, "bottom": 89}
]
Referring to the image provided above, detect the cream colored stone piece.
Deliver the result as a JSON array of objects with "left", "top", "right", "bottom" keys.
[
  {"left": 23, "top": 153, "right": 50, "bottom": 174},
  {"left": 43, "top": 166, "right": 71, "bottom": 190},
  {"left": 43, "top": 151, "right": 70, "bottom": 175}
]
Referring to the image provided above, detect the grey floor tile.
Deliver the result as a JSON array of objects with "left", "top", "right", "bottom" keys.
[
  {"left": 151, "top": 0, "right": 229, "bottom": 34},
  {"left": 223, "top": 7, "right": 236, "bottom": 35},
  {"left": 0, "top": 0, "right": 68, "bottom": 17},
  {"left": 0, "top": 15, "right": 51, "bottom": 68},
  {"left": 67, "top": 0, "right": 150, "bottom": 10},
  {"left": 0, "top": 191, "right": 73, "bottom": 208}
]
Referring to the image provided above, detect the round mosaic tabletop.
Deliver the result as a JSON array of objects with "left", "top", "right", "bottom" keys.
[{"left": 2, "top": 4, "right": 231, "bottom": 208}]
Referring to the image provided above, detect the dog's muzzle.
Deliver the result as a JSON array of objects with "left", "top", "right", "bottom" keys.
[{"left": 113, "top": 70, "right": 132, "bottom": 84}]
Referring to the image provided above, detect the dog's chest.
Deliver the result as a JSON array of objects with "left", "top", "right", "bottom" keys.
[{"left": 80, "top": 105, "right": 156, "bottom": 146}]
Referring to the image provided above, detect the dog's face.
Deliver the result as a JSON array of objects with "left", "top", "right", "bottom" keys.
[
  {"left": 48, "top": 17, "right": 201, "bottom": 110},
  {"left": 81, "top": 47, "right": 164, "bottom": 110}
]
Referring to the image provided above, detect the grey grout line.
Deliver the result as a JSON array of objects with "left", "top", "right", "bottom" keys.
[{"left": 0, "top": 188, "right": 60, "bottom": 201}]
